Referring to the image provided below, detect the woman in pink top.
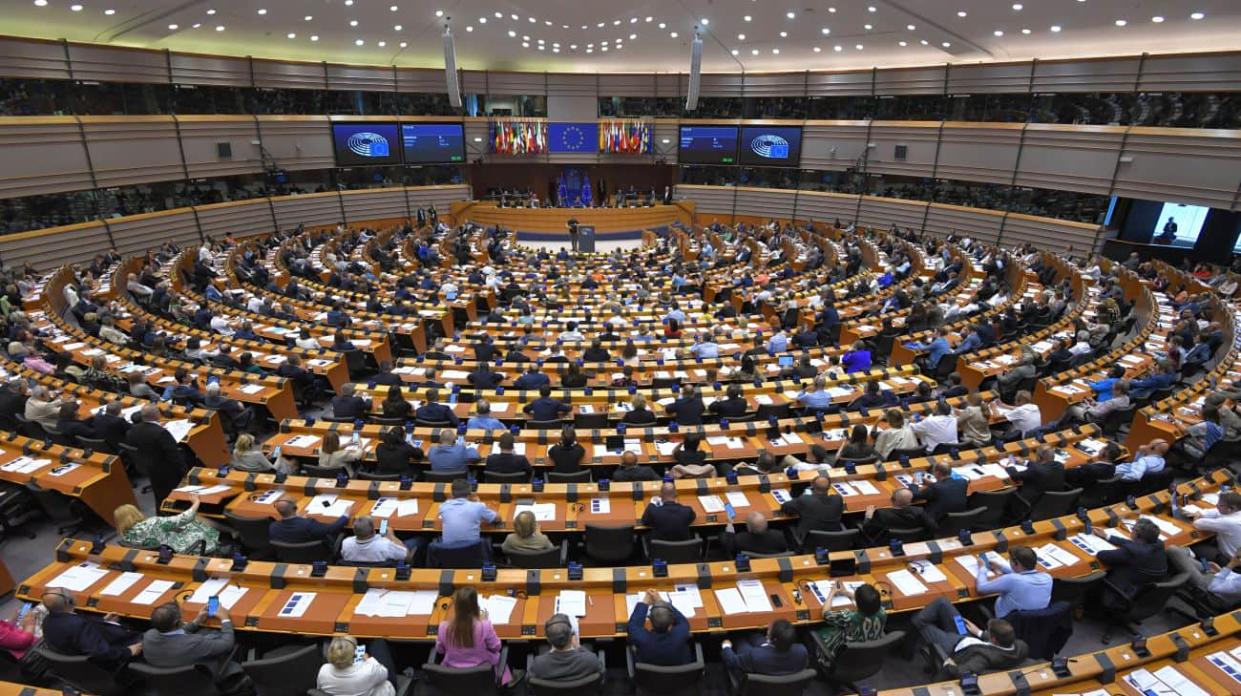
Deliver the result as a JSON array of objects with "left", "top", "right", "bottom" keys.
[
  {"left": 434, "top": 587, "right": 514, "bottom": 686},
  {"left": 0, "top": 608, "right": 37, "bottom": 660}
]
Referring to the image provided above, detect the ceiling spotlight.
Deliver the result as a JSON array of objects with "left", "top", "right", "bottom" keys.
[
  {"left": 104, "top": 8, "right": 114, "bottom": 14},
  {"left": 1114, "top": 19, "right": 1126, "bottom": 26},
  {"left": 751, "top": 48, "right": 759, "bottom": 55},
  {"left": 257, "top": 8, "right": 266, "bottom": 15},
  {"left": 898, "top": 41, "right": 907, "bottom": 46},
  {"left": 779, "top": 31, "right": 787, "bottom": 37},
  {"left": 310, "top": 35, "right": 319, "bottom": 41},
  {"left": 435, "top": 10, "right": 443, "bottom": 17},
  {"left": 670, "top": 31, "right": 678, "bottom": 37},
  {"left": 344, "top": 0, "right": 352, "bottom": 5},
  {"left": 1151, "top": 16, "right": 1164, "bottom": 23},
  {"left": 465, "top": 25, "right": 473, "bottom": 31},
  {"left": 1021, "top": 28, "right": 1030, "bottom": 34},
  {"left": 478, "top": 17, "right": 486, "bottom": 23},
  {"left": 855, "top": 43, "right": 864, "bottom": 49},
  {"left": 731, "top": 49, "right": 739, "bottom": 55},
  {"left": 630, "top": 17, "right": 637, "bottom": 23},
  {"left": 215, "top": 25, "right": 224, "bottom": 31},
  {"left": 864, "top": 24, "right": 873, "bottom": 30},
  {"left": 206, "top": 8, "right": 216, "bottom": 15},
  {"left": 1050, "top": 25, "right": 1061, "bottom": 32},
  {"left": 821, "top": 27, "right": 830, "bottom": 35},
  {"left": 377, "top": 41, "right": 385, "bottom": 46},
  {"left": 1190, "top": 12, "right": 1204, "bottom": 20},
  {"left": 907, "top": 24, "right": 916, "bottom": 30},
  {"left": 738, "top": 33, "right": 746, "bottom": 40},
  {"left": 786, "top": 12, "right": 795, "bottom": 19},
  {"left": 354, "top": 39, "right": 363, "bottom": 45},
  {"left": 920, "top": 39, "right": 929, "bottom": 44},
  {"left": 942, "top": 41, "right": 951, "bottom": 47},
  {"left": 191, "top": 23, "right": 200, "bottom": 28},
  {"left": 394, "top": 24, "right": 402, "bottom": 30},
  {"left": 349, "top": 20, "right": 357, "bottom": 26},
  {"left": 957, "top": 11, "right": 967, "bottom": 18},
  {"left": 168, "top": 23, "right": 178, "bottom": 30},
  {"left": 494, "top": 11, "right": 501, "bottom": 17},
  {"left": 833, "top": 45, "right": 842, "bottom": 51},
  {"left": 399, "top": 42, "right": 407, "bottom": 47},
  {"left": 814, "top": 46, "right": 822, "bottom": 52},
  {"left": 508, "top": 30, "right": 515, "bottom": 37},
  {"left": 1012, "top": 3, "right": 1023, "bottom": 10},
  {"left": 286, "top": 32, "right": 295, "bottom": 38},
  {"left": 629, "top": 33, "right": 636, "bottom": 39},
  {"left": 304, "top": 15, "right": 312, "bottom": 20},
  {"left": 658, "top": 22, "right": 665, "bottom": 28},
  {"left": 867, "top": 6, "right": 876, "bottom": 12},
  {"left": 645, "top": 16, "right": 652, "bottom": 22},
  {"left": 70, "top": 3, "right": 83, "bottom": 10},
  {"left": 585, "top": 48, "right": 592, "bottom": 53},
  {"left": 700, "top": 18, "right": 709, "bottom": 25},
  {"left": 34, "top": 0, "right": 48, "bottom": 6},
  {"left": 744, "top": 15, "right": 752, "bottom": 22},
  {"left": 570, "top": 44, "right": 576, "bottom": 49},
  {"left": 772, "top": 48, "right": 779, "bottom": 54},
  {"left": 993, "top": 29, "right": 1004, "bottom": 36},
  {"left": 522, "top": 42, "right": 529, "bottom": 47}
]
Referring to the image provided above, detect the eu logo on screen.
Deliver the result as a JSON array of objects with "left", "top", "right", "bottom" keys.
[
  {"left": 750, "top": 133, "right": 789, "bottom": 160},
  {"left": 347, "top": 131, "right": 391, "bottom": 158}
]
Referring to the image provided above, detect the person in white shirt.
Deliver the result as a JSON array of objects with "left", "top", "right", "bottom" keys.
[
  {"left": 1183, "top": 491, "right": 1241, "bottom": 559},
  {"left": 989, "top": 391, "right": 1041, "bottom": 437},
  {"left": 98, "top": 317, "right": 129, "bottom": 345},
  {"left": 208, "top": 315, "right": 234, "bottom": 336},
  {"left": 245, "top": 295, "right": 265, "bottom": 314},
  {"left": 559, "top": 322, "right": 585, "bottom": 342},
  {"left": 295, "top": 329, "right": 321, "bottom": 351},
  {"left": 1067, "top": 331, "right": 1093, "bottom": 357},
  {"left": 198, "top": 243, "right": 214, "bottom": 265},
  {"left": 317, "top": 635, "right": 397, "bottom": 696},
  {"left": 1113, "top": 440, "right": 1168, "bottom": 483},
  {"left": 1167, "top": 545, "right": 1241, "bottom": 609},
  {"left": 340, "top": 516, "right": 416, "bottom": 565},
  {"left": 912, "top": 401, "right": 960, "bottom": 453}
]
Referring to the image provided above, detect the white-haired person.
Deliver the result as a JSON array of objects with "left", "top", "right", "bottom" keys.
[{"left": 317, "top": 634, "right": 398, "bottom": 696}]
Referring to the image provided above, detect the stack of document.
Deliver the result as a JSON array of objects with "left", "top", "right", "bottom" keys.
[
  {"left": 513, "top": 503, "right": 556, "bottom": 522},
  {"left": 164, "top": 419, "right": 196, "bottom": 443},
  {"left": 886, "top": 569, "right": 928, "bottom": 596},
  {"left": 479, "top": 595, "right": 518, "bottom": 624},
  {"left": 277, "top": 592, "right": 316, "bottom": 618},
  {"left": 724, "top": 491, "right": 749, "bottom": 508},
  {"left": 47, "top": 562, "right": 108, "bottom": 592},
  {"left": 1034, "top": 543, "right": 1081, "bottom": 570},
  {"left": 1069, "top": 533, "right": 1118, "bottom": 556},
  {"left": 555, "top": 590, "right": 588, "bottom": 617},
  {"left": 286, "top": 434, "right": 322, "bottom": 448},
  {"left": 188, "top": 578, "right": 249, "bottom": 609},
  {"left": 0, "top": 457, "right": 50, "bottom": 474},
  {"left": 308, "top": 493, "right": 354, "bottom": 517},
  {"left": 356, "top": 589, "right": 438, "bottom": 617},
  {"left": 697, "top": 495, "right": 725, "bottom": 513}
]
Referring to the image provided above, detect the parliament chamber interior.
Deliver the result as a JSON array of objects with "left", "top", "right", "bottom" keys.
[{"left": 2, "top": 1, "right": 1241, "bottom": 695}]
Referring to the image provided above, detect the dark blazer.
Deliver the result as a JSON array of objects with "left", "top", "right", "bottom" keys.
[
  {"left": 42, "top": 612, "right": 141, "bottom": 670},
  {"left": 723, "top": 528, "right": 788, "bottom": 556},
  {"left": 1098, "top": 538, "right": 1169, "bottom": 598},
  {"left": 623, "top": 408, "right": 657, "bottom": 425},
  {"left": 910, "top": 477, "right": 969, "bottom": 521},
  {"left": 514, "top": 372, "right": 551, "bottom": 390},
  {"left": 722, "top": 639, "right": 809, "bottom": 676},
  {"left": 1009, "top": 461, "right": 1067, "bottom": 506},
  {"left": 468, "top": 370, "right": 504, "bottom": 389},
  {"left": 525, "top": 397, "right": 570, "bottom": 422},
  {"left": 142, "top": 622, "right": 240, "bottom": 678},
  {"left": 780, "top": 492, "right": 844, "bottom": 539},
  {"left": 548, "top": 442, "right": 586, "bottom": 473},
  {"left": 640, "top": 500, "right": 696, "bottom": 541},
  {"left": 125, "top": 421, "right": 185, "bottom": 507},
  {"left": 627, "top": 603, "right": 693, "bottom": 666},
  {"left": 373, "top": 443, "right": 421, "bottom": 474},
  {"left": 612, "top": 465, "right": 659, "bottom": 482},
  {"left": 90, "top": 413, "right": 132, "bottom": 449},
  {"left": 330, "top": 395, "right": 370, "bottom": 420},
  {"left": 709, "top": 397, "right": 749, "bottom": 419},
  {"left": 381, "top": 399, "right": 413, "bottom": 419},
  {"left": 268, "top": 514, "right": 348, "bottom": 545},
  {"left": 415, "top": 401, "right": 459, "bottom": 426},
  {"left": 666, "top": 396, "right": 705, "bottom": 425},
  {"left": 862, "top": 505, "right": 937, "bottom": 541},
  {"left": 945, "top": 640, "right": 1029, "bottom": 678},
  {"left": 371, "top": 372, "right": 402, "bottom": 387},
  {"left": 485, "top": 452, "right": 532, "bottom": 476}
]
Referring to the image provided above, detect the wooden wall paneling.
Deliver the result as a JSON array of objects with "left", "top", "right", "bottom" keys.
[
  {"left": 169, "top": 53, "right": 251, "bottom": 87},
  {"left": 176, "top": 115, "right": 262, "bottom": 179},
  {"left": 1137, "top": 52, "right": 1241, "bottom": 92},
  {"left": 805, "top": 70, "right": 874, "bottom": 97},
  {"left": 1031, "top": 57, "right": 1143, "bottom": 94},
  {"left": 1112, "top": 127, "right": 1241, "bottom": 209},
  {"left": 801, "top": 121, "right": 871, "bottom": 171},
  {"left": 325, "top": 64, "right": 396, "bottom": 92},
  {"left": 0, "top": 36, "right": 71, "bottom": 80},
  {"left": 0, "top": 117, "right": 93, "bottom": 198},
  {"left": 0, "top": 221, "right": 110, "bottom": 270},
  {"left": 743, "top": 73, "right": 808, "bottom": 98},
  {"left": 923, "top": 203, "right": 1003, "bottom": 246},
  {"left": 1014, "top": 124, "right": 1125, "bottom": 195},
  {"left": 270, "top": 191, "right": 346, "bottom": 230},
  {"left": 65, "top": 43, "right": 169, "bottom": 84},
  {"left": 1001, "top": 212, "right": 1102, "bottom": 256},
  {"left": 107, "top": 208, "right": 200, "bottom": 257},
  {"left": 194, "top": 199, "right": 276, "bottom": 241},
  {"left": 79, "top": 116, "right": 185, "bottom": 188},
  {"left": 934, "top": 123, "right": 1023, "bottom": 184},
  {"left": 864, "top": 122, "right": 941, "bottom": 178},
  {"left": 875, "top": 66, "right": 948, "bottom": 96},
  {"left": 253, "top": 116, "right": 335, "bottom": 171},
  {"left": 734, "top": 187, "right": 797, "bottom": 220},
  {"left": 340, "top": 187, "right": 408, "bottom": 224},
  {"left": 251, "top": 59, "right": 327, "bottom": 90},
  {"left": 395, "top": 67, "right": 446, "bottom": 93},
  {"left": 857, "top": 195, "right": 931, "bottom": 232},
  {"left": 791, "top": 190, "right": 862, "bottom": 225},
  {"left": 406, "top": 184, "right": 470, "bottom": 213},
  {"left": 945, "top": 62, "right": 1033, "bottom": 94}
]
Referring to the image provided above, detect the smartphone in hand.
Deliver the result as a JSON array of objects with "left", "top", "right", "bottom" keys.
[
  {"left": 953, "top": 615, "right": 969, "bottom": 635},
  {"left": 206, "top": 596, "right": 220, "bottom": 617},
  {"left": 354, "top": 643, "right": 366, "bottom": 664},
  {"left": 379, "top": 519, "right": 389, "bottom": 536},
  {"left": 723, "top": 502, "right": 736, "bottom": 520}
]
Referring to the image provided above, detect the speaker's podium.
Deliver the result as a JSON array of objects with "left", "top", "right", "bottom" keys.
[{"left": 577, "top": 225, "right": 596, "bottom": 253}]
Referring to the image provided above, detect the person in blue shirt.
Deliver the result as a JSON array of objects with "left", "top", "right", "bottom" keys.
[
  {"left": 795, "top": 376, "right": 835, "bottom": 413},
  {"left": 325, "top": 302, "right": 350, "bottom": 328},
  {"left": 953, "top": 324, "right": 984, "bottom": 355},
  {"left": 841, "top": 342, "right": 872, "bottom": 373},
  {"left": 904, "top": 327, "right": 952, "bottom": 370},
  {"left": 427, "top": 429, "right": 481, "bottom": 472},
  {"left": 524, "top": 385, "right": 571, "bottom": 422},
  {"left": 1114, "top": 439, "right": 1169, "bottom": 482},
  {"left": 975, "top": 546, "right": 1052, "bottom": 618},
  {"left": 1088, "top": 366, "right": 1128, "bottom": 402},
  {"left": 1128, "top": 360, "right": 1178, "bottom": 400},
  {"left": 663, "top": 303, "right": 686, "bottom": 325},
  {"left": 514, "top": 365, "right": 551, "bottom": 391},
  {"left": 767, "top": 330, "right": 789, "bottom": 354},
  {"left": 465, "top": 400, "right": 506, "bottom": 431},
  {"left": 689, "top": 333, "right": 719, "bottom": 360},
  {"left": 414, "top": 389, "right": 459, "bottom": 426},
  {"left": 438, "top": 478, "right": 500, "bottom": 547},
  {"left": 721, "top": 619, "right": 809, "bottom": 677},
  {"left": 627, "top": 589, "right": 693, "bottom": 666}
]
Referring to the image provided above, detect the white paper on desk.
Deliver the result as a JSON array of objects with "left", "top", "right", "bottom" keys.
[
  {"left": 481, "top": 595, "right": 517, "bottom": 624},
  {"left": 707, "top": 436, "right": 730, "bottom": 447},
  {"left": 833, "top": 482, "right": 858, "bottom": 497},
  {"left": 979, "top": 464, "right": 1011, "bottom": 480},
  {"left": 908, "top": 560, "right": 948, "bottom": 584},
  {"left": 253, "top": 489, "right": 284, "bottom": 504},
  {"left": 887, "top": 569, "right": 928, "bottom": 596},
  {"left": 737, "top": 579, "right": 772, "bottom": 613},
  {"left": 1208, "top": 650, "right": 1241, "bottom": 683},
  {"left": 278, "top": 592, "right": 316, "bottom": 618},
  {"left": 556, "top": 590, "right": 588, "bottom": 617},
  {"left": 321, "top": 500, "right": 354, "bottom": 517},
  {"left": 656, "top": 397, "right": 675, "bottom": 407},
  {"left": 1069, "top": 533, "right": 1116, "bottom": 556},
  {"left": 189, "top": 577, "right": 231, "bottom": 604},
  {"left": 715, "top": 588, "right": 749, "bottom": 615},
  {"left": 133, "top": 579, "right": 176, "bottom": 606},
  {"left": 698, "top": 495, "right": 725, "bottom": 513},
  {"left": 370, "top": 497, "right": 398, "bottom": 518},
  {"left": 62, "top": 342, "right": 85, "bottom": 351},
  {"left": 396, "top": 499, "right": 420, "bottom": 517},
  {"left": 665, "top": 591, "right": 698, "bottom": 617},
  {"left": 590, "top": 498, "right": 611, "bottom": 515},
  {"left": 853, "top": 480, "right": 880, "bottom": 496},
  {"left": 441, "top": 370, "right": 469, "bottom": 380},
  {"left": 656, "top": 441, "right": 679, "bottom": 457},
  {"left": 164, "top": 419, "right": 195, "bottom": 443},
  {"left": 407, "top": 590, "right": 438, "bottom": 616},
  {"left": 100, "top": 571, "right": 144, "bottom": 597},
  {"left": 47, "top": 563, "right": 108, "bottom": 592},
  {"left": 725, "top": 491, "right": 749, "bottom": 508},
  {"left": 1037, "top": 543, "right": 1081, "bottom": 569},
  {"left": 1134, "top": 515, "right": 1182, "bottom": 540},
  {"left": 955, "top": 555, "right": 990, "bottom": 578},
  {"left": 286, "top": 434, "right": 321, "bottom": 448},
  {"left": 513, "top": 503, "right": 556, "bottom": 522},
  {"left": 309, "top": 493, "right": 338, "bottom": 508},
  {"left": 217, "top": 585, "right": 249, "bottom": 610},
  {"left": 48, "top": 462, "right": 80, "bottom": 477},
  {"left": 1, "top": 456, "right": 51, "bottom": 474},
  {"left": 195, "top": 484, "right": 233, "bottom": 496},
  {"left": 754, "top": 395, "right": 774, "bottom": 406},
  {"left": 771, "top": 489, "right": 791, "bottom": 505},
  {"left": 239, "top": 384, "right": 265, "bottom": 395}
]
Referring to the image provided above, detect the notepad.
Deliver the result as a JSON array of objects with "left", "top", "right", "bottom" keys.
[
  {"left": 908, "top": 560, "right": 947, "bottom": 583},
  {"left": 100, "top": 572, "right": 145, "bottom": 597},
  {"left": 1070, "top": 533, "right": 1117, "bottom": 556},
  {"left": 513, "top": 503, "right": 556, "bottom": 522},
  {"left": 886, "top": 569, "right": 928, "bottom": 596},
  {"left": 714, "top": 588, "right": 749, "bottom": 615},
  {"left": 1, "top": 456, "right": 50, "bottom": 474},
  {"left": 133, "top": 579, "right": 176, "bottom": 606},
  {"left": 725, "top": 491, "right": 749, "bottom": 508},
  {"left": 556, "top": 590, "right": 588, "bottom": 617},
  {"left": 47, "top": 563, "right": 108, "bottom": 592},
  {"left": 164, "top": 419, "right": 195, "bottom": 443},
  {"left": 698, "top": 495, "right": 725, "bottom": 513},
  {"left": 480, "top": 594, "right": 518, "bottom": 624},
  {"left": 737, "top": 579, "right": 773, "bottom": 613},
  {"left": 590, "top": 498, "right": 611, "bottom": 514},
  {"left": 771, "top": 489, "right": 791, "bottom": 504},
  {"left": 278, "top": 592, "right": 316, "bottom": 618},
  {"left": 286, "top": 434, "right": 322, "bottom": 448}
]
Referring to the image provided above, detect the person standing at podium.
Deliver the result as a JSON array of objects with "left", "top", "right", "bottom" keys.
[{"left": 567, "top": 218, "right": 579, "bottom": 253}]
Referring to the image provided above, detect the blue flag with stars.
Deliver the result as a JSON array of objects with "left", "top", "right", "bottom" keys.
[{"left": 548, "top": 122, "right": 599, "bottom": 153}]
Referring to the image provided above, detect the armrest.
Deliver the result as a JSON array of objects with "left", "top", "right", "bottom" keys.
[
  {"left": 625, "top": 644, "right": 636, "bottom": 680},
  {"left": 495, "top": 645, "right": 509, "bottom": 685},
  {"left": 558, "top": 539, "right": 569, "bottom": 567},
  {"left": 691, "top": 641, "right": 705, "bottom": 667},
  {"left": 597, "top": 647, "right": 606, "bottom": 672}
]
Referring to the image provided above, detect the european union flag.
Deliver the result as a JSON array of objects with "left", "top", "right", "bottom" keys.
[{"left": 548, "top": 122, "right": 599, "bottom": 153}]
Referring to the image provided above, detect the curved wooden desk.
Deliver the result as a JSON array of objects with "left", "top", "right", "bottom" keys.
[{"left": 450, "top": 202, "right": 688, "bottom": 233}]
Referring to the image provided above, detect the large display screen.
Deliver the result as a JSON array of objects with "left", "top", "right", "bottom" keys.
[
  {"left": 401, "top": 123, "right": 465, "bottom": 163},
  {"left": 678, "top": 126, "right": 738, "bottom": 164},
  {"left": 1150, "top": 202, "right": 1210, "bottom": 249},
  {"left": 738, "top": 126, "right": 803, "bottom": 167},
  {"left": 331, "top": 123, "right": 401, "bottom": 166},
  {"left": 548, "top": 122, "right": 600, "bottom": 153}
]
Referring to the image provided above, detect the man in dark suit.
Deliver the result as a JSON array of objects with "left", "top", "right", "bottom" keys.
[
  {"left": 414, "top": 389, "right": 459, "bottom": 426},
  {"left": 484, "top": 433, "right": 532, "bottom": 477},
  {"left": 55, "top": 401, "right": 96, "bottom": 441},
  {"left": 142, "top": 602, "right": 243, "bottom": 681},
  {"left": 125, "top": 405, "right": 186, "bottom": 509},
  {"left": 1007, "top": 445, "right": 1066, "bottom": 510},
  {"left": 468, "top": 365, "right": 504, "bottom": 390},
  {"left": 330, "top": 383, "right": 370, "bottom": 420},
  {"left": 41, "top": 589, "right": 143, "bottom": 671},
  {"left": 709, "top": 384, "right": 749, "bottom": 421},
  {"left": 582, "top": 339, "right": 610, "bottom": 362},
  {"left": 1094, "top": 517, "right": 1169, "bottom": 601},
  {"left": 665, "top": 385, "right": 705, "bottom": 426},
  {"left": 514, "top": 365, "right": 551, "bottom": 390},
  {"left": 473, "top": 335, "right": 496, "bottom": 363},
  {"left": 370, "top": 361, "right": 402, "bottom": 387},
  {"left": 640, "top": 482, "right": 696, "bottom": 541},
  {"left": 627, "top": 589, "right": 693, "bottom": 666},
  {"left": 269, "top": 498, "right": 348, "bottom": 546},
  {"left": 0, "top": 379, "right": 29, "bottom": 428},
  {"left": 523, "top": 385, "right": 571, "bottom": 422},
  {"left": 204, "top": 383, "right": 255, "bottom": 432},
  {"left": 89, "top": 400, "right": 132, "bottom": 450},
  {"left": 721, "top": 619, "right": 809, "bottom": 677},
  {"left": 612, "top": 451, "right": 659, "bottom": 482},
  {"left": 910, "top": 461, "right": 969, "bottom": 522},
  {"left": 722, "top": 511, "right": 788, "bottom": 556},
  {"left": 862, "top": 488, "right": 937, "bottom": 543},
  {"left": 779, "top": 475, "right": 844, "bottom": 543},
  {"left": 912, "top": 597, "right": 1028, "bottom": 677}
]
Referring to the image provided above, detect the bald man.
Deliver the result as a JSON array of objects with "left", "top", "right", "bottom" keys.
[
  {"left": 722, "top": 511, "right": 789, "bottom": 556},
  {"left": 124, "top": 404, "right": 185, "bottom": 508},
  {"left": 862, "top": 488, "right": 937, "bottom": 543},
  {"left": 640, "top": 482, "right": 696, "bottom": 542},
  {"left": 1114, "top": 439, "right": 1169, "bottom": 482},
  {"left": 41, "top": 590, "right": 143, "bottom": 671}
]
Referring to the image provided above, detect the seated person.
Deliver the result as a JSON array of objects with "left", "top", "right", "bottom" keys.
[
  {"left": 372, "top": 427, "right": 423, "bottom": 477},
  {"left": 989, "top": 390, "right": 1042, "bottom": 438},
  {"left": 529, "top": 613, "right": 605, "bottom": 683},
  {"left": 612, "top": 451, "right": 659, "bottom": 482},
  {"left": 1062, "top": 380, "right": 1131, "bottom": 425},
  {"left": 1167, "top": 545, "right": 1241, "bottom": 611},
  {"left": 911, "top": 597, "right": 1028, "bottom": 677},
  {"left": 330, "top": 383, "right": 371, "bottom": 420},
  {"left": 709, "top": 384, "right": 749, "bottom": 420},
  {"left": 502, "top": 510, "right": 554, "bottom": 555},
  {"left": 379, "top": 385, "right": 412, "bottom": 420},
  {"left": 524, "top": 385, "right": 570, "bottom": 422},
  {"left": 415, "top": 389, "right": 459, "bottom": 426},
  {"left": 640, "top": 482, "right": 696, "bottom": 541},
  {"left": 484, "top": 433, "right": 532, "bottom": 477},
  {"left": 317, "top": 635, "right": 398, "bottom": 696},
  {"left": 41, "top": 589, "right": 143, "bottom": 670},
  {"left": 427, "top": 428, "right": 481, "bottom": 472},
  {"left": 340, "top": 515, "right": 417, "bottom": 566},
  {"left": 623, "top": 394, "right": 658, "bottom": 425},
  {"left": 911, "top": 400, "right": 960, "bottom": 453},
  {"left": 1092, "top": 517, "right": 1168, "bottom": 610},
  {"left": 834, "top": 424, "right": 878, "bottom": 463},
  {"left": 909, "top": 461, "right": 968, "bottom": 522},
  {"left": 813, "top": 582, "right": 886, "bottom": 674},
  {"left": 466, "top": 400, "right": 506, "bottom": 431},
  {"left": 548, "top": 426, "right": 586, "bottom": 473},
  {"left": 143, "top": 601, "right": 244, "bottom": 682},
  {"left": 874, "top": 409, "right": 920, "bottom": 459},
  {"left": 669, "top": 433, "right": 714, "bottom": 479},
  {"left": 862, "top": 488, "right": 936, "bottom": 542},
  {"left": 975, "top": 546, "right": 1052, "bottom": 618},
  {"left": 627, "top": 589, "right": 693, "bottom": 666},
  {"left": 114, "top": 495, "right": 221, "bottom": 555},
  {"left": 848, "top": 381, "right": 890, "bottom": 412},
  {"left": 1113, "top": 439, "right": 1168, "bottom": 482},
  {"left": 434, "top": 587, "right": 516, "bottom": 686},
  {"left": 722, "top": 511, "right": 788, "bottom": 556},
  {"left": 721, "top": 619, "right": 809, "bottom": 677},
  {"left": 270, "top": 497, "right": 347, "bottom": 546}
]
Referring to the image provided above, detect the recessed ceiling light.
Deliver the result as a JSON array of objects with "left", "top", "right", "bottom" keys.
[
  {"left": 772, "top": 48, "right": 779, "bottom": 54},
  {"left": 34, "top": 0, "right": 47, "bottom": 6},
  {"left": 957, "top": 11, "right": 967, "bottom": 18},
  {"left": 70, "top": 4, "right": 83, "bottom": 10},
  {"left": 494, "top": 11, "right": 502, "bottom": 17},
  {"left": 310, "top": 35, "right": 319, "bottom": 41},
  {"left": 1114, "top": 19, "right": 1126, "bottom": 26},
  {"left": 942, "top": 41, "right": 951, "bottom": 47},
  {"left": 522, "top": 35, "right": 529, "bottom": 40},
  {"left": 786, "top": 12, "right": 795, "bottom": 19},
  {"left": 206, "top": 8, "right": 215, "bottom": 15},
  {"left": 215, "top": 25, "right": 225, "bottom": 31},
  {"left": 599, "top": 46, "right": 606, "bottom": 51},
  {"left": 377, "top": 41, "right": 385, "bottom": 47},
  {"left": 907, "top": 24, "right": 916, "bottom": 30},
  {"left": 834, "top": 45, "right": 842, "bottom": 51},
  {"left": 304, "top": 15, "right": 312, "bottom": 20},
  {"left": 744, "top": 15, "right": 751, "bottom": 22},
  {"left": 612, "top": 19, "right": 620, "bottom": 25},
  {"left": 354, "top": 39, "right": 364, "bottom": 45},
  {"left": 168, "top": 23, "right": 178, "bottom": 30},
  {"left": 553, "top": 47, "right": 560, "bottom": 52},
  {"left": 435, "top": 10, "right": 443, "bottom": 18},
  {"left": 478, "top": 17, "right": 487, "bottom": 23},
  {"left": 821, "top": 27, "right": 830, "bottom": 35},
  {"left": 344, "top": 0, "right": 352, "bottom": 5},
  {"left": 700, "top": 18, "right": 709, "bottom": 25},
  {"left": 920, "top": 39, "right": 929, "bottom": 44},
  {"left": 867, "top": 6, "right": 876, "bottom": 12},
  {"left": 898, "top": 41, "right": 906, "bottom": 46},
  {"left": 731, "top": 49, "right": 739, "bottom": 55},
  {"left": 585, "top": 48, "right": 592, "bottom": 53},
  {"left": 814, "top": 46, "right": 822, "bottom": 52},
  {"left": 192, "top": 23, "right": 200, "bottom": 28},
  {"left": 670, "top": 31, "right": 678, "bottom": 37},
  {"left": 1190, "top": 12, "right": 1205, "bottom": 20},
  {"left": 629, "top": 33, "right": 636, "bottom": 39},
  {"left": 400, "top": 41, "right": 407, "bottom": 47},
  {"left": 828, "top": 7, "right": 836, "bottom": 13},
  {"left": 465, "top": 26, "right": 473, "bottom": 32},
  {"left": 545, "top": 20, "right": 552, "bottom": 25},
  {"left": 658, "top": 22, "right": 665, "bottom": 28},
  {"left": 349, "top": 20, "right": 358, "bottom": 27},
  {"left": 1012, "top": 3, "right": 1023, "bottom": 10},
  {"left": 630, "top": 17, "right": 637, "bottom": 23},
  {"left": 780, "top": 31, "right": 787, "bottom": 37},
  {"left": 864, "top": 24, "right": 873, "bottom": 30},
  {"left": 993, "top": 30, "right": 1004, "bottom": 36},
  {"left": 1050, "top": 25, "right": 1061, "bottom": 32},
  {"left": 1151, "top": 16, "right": 1164, "bottom": 23},
  {"left": 751, "top": 49, "right": 759, "bottom": 55},
  {"left": 570, "top": 44, "right": 576, "bottom": 49},
  {"left": 286, "top": 32, "right": 295, "bottom": 39},
  {"left": 855, "top": 43, "right": 864, "bottom": 49},
  {"left": 528, "top": 17, "right": 536, "bottom": 23},
  {"left": 104, "top": 8, "right": 114, "bottom": 14},
  {"left": 522, "top": 42, "right": 529, "bottom": 47},
  {"left": 737, "top": 33, "right": 746, "bottom": 40},
  {"left": 257, "top": 8, "right": 266, "bottom": 15},
  {"left": 394, "top": 24, "right": 402, "bottom": 31},
  {"left": 508, "top": 30, "right": 515, "bottom": 37}
]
